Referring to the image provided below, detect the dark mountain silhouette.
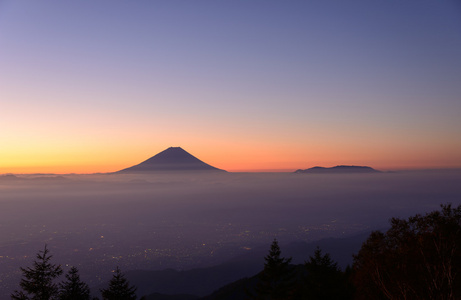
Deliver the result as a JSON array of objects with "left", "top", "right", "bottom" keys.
[
  {"left": 199, "top": 266, "right": 304, "bottom": 300},
  {"left": 111, "top": 232, "right": 368, "bottom": 299},
  {"left": 199, "top": 275, "right": 258, "bottom": 300},
  {"left": 199, "top": 233, "right": 369, "bottom": 299},
  {"left": 117, "top": 147, "right": 225, "bottom": 173},
  {"left": 295, "top": 165, "right": 380, "bottom": 174},
  {"left": 144, "top": 293, "right": 199, "bottom": 300},
  {"left": 117, "top": 259, "right": 261, "bottom": 298}
]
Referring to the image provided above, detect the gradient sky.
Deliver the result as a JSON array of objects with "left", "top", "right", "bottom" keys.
[{"left": 1, "top": 0, "right": 460, "bottom": 173}]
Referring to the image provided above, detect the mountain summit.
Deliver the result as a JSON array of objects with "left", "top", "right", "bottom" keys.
[{"left": 117, "top": 147, "right": 225, "bottom": 173}]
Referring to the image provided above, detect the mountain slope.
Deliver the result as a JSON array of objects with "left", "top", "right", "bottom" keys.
[{"left": 117, "top": 147, "right": 225, "bottom": 173}]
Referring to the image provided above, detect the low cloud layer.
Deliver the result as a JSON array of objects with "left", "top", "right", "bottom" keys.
[{"left": 1, "top": 170, "right": 460, "bottom": 297}]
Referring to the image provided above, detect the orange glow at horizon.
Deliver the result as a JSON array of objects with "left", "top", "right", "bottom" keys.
[
  {"left": 1, "top": 105, "right": 460, "bottom": 174},
  {"left": 2, "top": 141, "right": 461, "bottom": 174}
]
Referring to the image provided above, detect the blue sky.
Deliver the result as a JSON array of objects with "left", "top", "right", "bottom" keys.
[{"left": 1, "top": 0, "right": 460, "bottom": 172}]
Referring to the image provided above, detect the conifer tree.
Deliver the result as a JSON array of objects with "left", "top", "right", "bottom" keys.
[
  {"left": 251, "top": 239, "right": 296, "bottom": 300},
  {"left": 302, "top": 247, "right": 352, "bottom": 299},
  {"left": 100, "top": 267, "right": 137, "bottom": 300},
  {"left": 11, "top": 245, "right": 63, "bottom": 300},
  {"left": 58, "top": 266, "right": 91, "bottom": 300}
]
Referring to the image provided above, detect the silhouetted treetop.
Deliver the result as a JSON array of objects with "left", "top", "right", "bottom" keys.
[
  {"left": 101, "top": 266, "right": 137, "bottom": 300},
  {"left": 353, "top": 204, "right": 461, "bottom": 300},
  {"left": 249, "top": 239, "right": 296, "bottom": 300},
  {"left": 11, "top": 245, "right": 63, "bottom": 300},
  {"left": 58, "top": 266, "right": 91, "bottom": 300}
]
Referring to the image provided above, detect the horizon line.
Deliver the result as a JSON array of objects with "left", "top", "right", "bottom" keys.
[{"left": 3, "top": 167, "right": 461, "bottom": 176}]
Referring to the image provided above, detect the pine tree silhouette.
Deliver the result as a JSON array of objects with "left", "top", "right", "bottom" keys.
[
  {"left": 11, "top": 245, "right": 63, "bottom": 300},
  {"left": 250, "top": 239, "right": 296, "bottom": 300},
  {"left": 100, "top": 266, "right": 137, "bottom": 300},
  {"left": 302, "top": 247, "right": 352, "bottom": 299},
  {"left": 58, "top": 266, "right": 91, "bottom": 300}
]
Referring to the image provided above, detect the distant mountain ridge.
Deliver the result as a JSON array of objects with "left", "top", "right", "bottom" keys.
[
  {"left": 295, "top": 165, "right": 380, "bottom": 174},
  {"left": 117, "top": 147, "right": 225, "bottom": 173},
  {"left": 0, "top": 174, "right": 68, "bottom": 181}
]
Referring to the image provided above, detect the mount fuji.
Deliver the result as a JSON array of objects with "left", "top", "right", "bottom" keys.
[{"left": 117, "top": 147, "right": 226, "bottom": 173}]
